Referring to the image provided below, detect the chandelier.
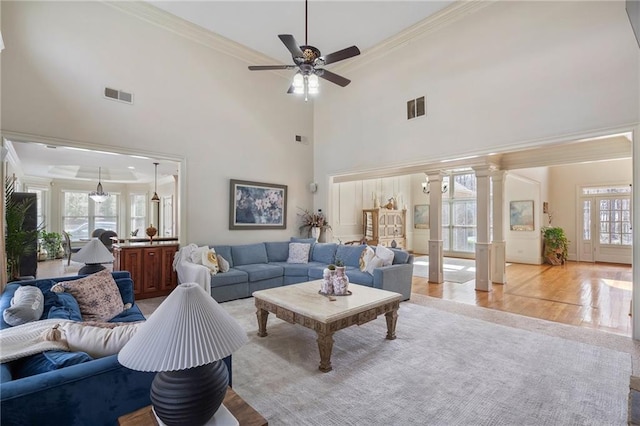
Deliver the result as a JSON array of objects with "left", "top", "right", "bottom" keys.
[{"left": 89, "top": 167, "right": 110, "bottom": 203}]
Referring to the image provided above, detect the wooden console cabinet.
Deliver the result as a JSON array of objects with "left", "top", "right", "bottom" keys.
[
  {"left": 113, "top": 242, "right": 179, "bottom": 299},
  {"left": 363, "top": 209, "right": 407, "bottom": 248}
]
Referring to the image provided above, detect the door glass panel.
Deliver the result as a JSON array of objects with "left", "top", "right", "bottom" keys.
[{"left": 582, "top": 200, "right": 591, "bottom": 241}]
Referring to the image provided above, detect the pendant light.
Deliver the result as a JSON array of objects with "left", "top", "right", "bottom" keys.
[
  {"left": 151, "top": 162, "right": 160, "bottom": 203},
  {"left": 89, "top": 167, "right": 110, "bottom": 203}
]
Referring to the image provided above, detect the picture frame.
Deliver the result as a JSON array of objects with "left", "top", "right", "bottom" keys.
[
  {"left": 229, "top": 179, "right": 287, "bottom": 230},
  {"left": 510, "top": 200, "right": 534, "bottom": 231},
  {"left": 414, "top": 204, "right": 429, "bottom": 229}
]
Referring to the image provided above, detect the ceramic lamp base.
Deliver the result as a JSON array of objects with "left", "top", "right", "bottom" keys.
[
  {"left": 151, "top": 360, "right": 229, "bottom": 426},
  {"left": 78, "top": 264, "right": 106, "bottom": 275}
]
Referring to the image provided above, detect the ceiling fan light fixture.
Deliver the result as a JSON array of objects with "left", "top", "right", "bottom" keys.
[
  {"left": 293, "top": 73, "right": 304, "bottom": 94},
  {"left": 89, "top": 167, "right": 110, "bottom": 203},
  {"left": 308, "top": 74, "right": 319, "bottom": 94}
]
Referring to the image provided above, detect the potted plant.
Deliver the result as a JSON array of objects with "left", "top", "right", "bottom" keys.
[
  {"left": 4, "top": 178, "right": 42, "bottom": 279},
  {"left": 542, "top": 226, "right": 569, "bottom": 265},
  {"left": 40, "top": 231, "right": 63, "bottom": 260}
]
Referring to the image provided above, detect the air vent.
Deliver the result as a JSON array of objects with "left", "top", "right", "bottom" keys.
[
  {"left": 104, "top": 87, "right": 134, "bottom": 105},
  {"left": 407, "top": 96, "right": 426, "bottom": 120}
]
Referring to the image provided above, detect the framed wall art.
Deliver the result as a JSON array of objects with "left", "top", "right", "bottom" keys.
[
  {"left": 229, "top": 179, "right": 287, "bottom": 230},
  {"left": 510, "top": 200, "right": 534, "bottom": 231},
  {"left": 414, "top": 204, "right": 429, "bottom": 229}
]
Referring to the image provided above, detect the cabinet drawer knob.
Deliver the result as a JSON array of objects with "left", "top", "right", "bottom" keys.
[{"left": 148, "top": 252, "right": 155, "bottom": 256}]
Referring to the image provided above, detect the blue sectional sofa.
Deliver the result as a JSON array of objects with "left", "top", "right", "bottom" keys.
[
  {"left": 0, "top": 272, "right": 154, "bottom": 426},
  {"left": 178, "top": 239, "right": 414, "bottom": 303}
]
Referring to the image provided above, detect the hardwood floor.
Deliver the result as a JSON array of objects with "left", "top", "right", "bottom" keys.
[
  {"left": 412, "top": 260, "right": 633, "bottom": 337},
  {"left": 37, "top": 258, "right": 633, "bottom": 337}
]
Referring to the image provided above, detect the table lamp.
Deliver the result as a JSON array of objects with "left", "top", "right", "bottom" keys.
[
  {"left": 118, "top": 283, "right": 248, "bottom": 426},
  {"left": 72, "top": 237, "right": 114, "bottom": 275}
]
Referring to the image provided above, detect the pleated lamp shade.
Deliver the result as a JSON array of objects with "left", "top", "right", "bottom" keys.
[
  {"left": 72, "top": 238, "right": 114, "bottom": 264},
  {"left": 118, "top": 282, "right": 248, "bottom": 372}
]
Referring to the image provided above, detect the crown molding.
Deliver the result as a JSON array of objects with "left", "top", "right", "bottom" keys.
[
  {"left": 104, "top": 1, "right": 493, "bottom": 79},
  {"left": 103, "top": 1, "right": 288, "bottom": 77}
]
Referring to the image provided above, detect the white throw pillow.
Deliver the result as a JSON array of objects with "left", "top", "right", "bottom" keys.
[
  {"left": 58, "top": 321, "right": 141, "bottom": 359},
  {"left": 376, "top": 245, "right": 395, "bottom": 267},
  {"left": 3, "top": 286, "right": 44, "bottom": 326},
  {"left": 201, "top": 248, "right": 219, "bottom": 274},
  {"left": 217, "top": 254, "right": 230, "bottom": 273},
  {"left": 359, "top": 246, "right": 375, "bottom": 272},
  {"left": 364, "top": 256, "right": 385, "bottom": 275},
  {"left": 287, "top": 243, "right": 311, "bottom": 264},
  {"left": 189, "top": 246, "right": 210, "bottom": 265}
]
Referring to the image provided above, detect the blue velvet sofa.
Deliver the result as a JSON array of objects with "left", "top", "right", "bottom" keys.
[
  {"left": 0, "top": 271, "right": 155, "bottom": 426},
  {"left": 178, "top": 239, "right": 414, "bottom": 303}
]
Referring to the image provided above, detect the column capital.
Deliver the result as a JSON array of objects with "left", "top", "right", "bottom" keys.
[
  {"left": 491, "top": 169, "right": 507, "bottom": 181},
  {"left": 472, "top": 165, "right": 496, "bottom": 177}
]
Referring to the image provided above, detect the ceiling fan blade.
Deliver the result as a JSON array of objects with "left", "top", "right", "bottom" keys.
[
  {"left": 248, "top": 65, "right": 296, "bottom": 71},
  {"left": 321, "top": 46, "right": 361, "bottom": 65},
  {"left": 278, "top": 34, "right": 304, "bottom": 58},
  {"left": 317, "top": 69, "right": 351, "bottom": 87}
]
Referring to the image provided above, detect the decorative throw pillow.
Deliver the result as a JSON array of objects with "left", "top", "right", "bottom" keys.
[
  {"left": 364, "top": 256, "right": 385, "bottom": 275},
  {"left": 202, "top": 248, "right": 219, "bottom": 274},
  {"left": 189, "top": 246, "right": 210, "bottom": 265},
  {"left": 376, "top": 245, "right": 395, "bottom": 267},
  {"left": 47, "top": 293, "right": 83, "bottom": 322},
  {"left": 51, "top": 269, "right": 125, "bottom": 322},
  {"left": 287, "top": 243, "right": 311, "bottom": 264},
  {"left": 3, "top": 286, "right": 45, "bottom": 326},
  {"left": 359, "top": 246, "right": 376, "bottom": 272},
  {"left": 46, "top": 322, "right": 141, "bottom": 359},
  {"left": 217, "top": 254, "right": 230, "bottom": 273}
]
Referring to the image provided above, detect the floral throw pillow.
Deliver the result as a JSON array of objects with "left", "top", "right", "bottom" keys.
[
  {"left": 51, "top": 269, "right": 125, "bottom": 322},
  {"left": 287, "top": 243, "right": 311, "bottom": 264}
]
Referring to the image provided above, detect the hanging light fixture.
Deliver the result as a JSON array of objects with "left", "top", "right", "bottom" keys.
[
  {"left": 89, "top": 167, "right": 110, "bottom": 203},
  {"left": 151, "top": 162, "right": 160, "bottom": 203}
]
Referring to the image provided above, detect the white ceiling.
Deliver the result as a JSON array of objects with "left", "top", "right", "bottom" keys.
[{"left": 9, "top": 1, "right": 456, "bottom": 183}]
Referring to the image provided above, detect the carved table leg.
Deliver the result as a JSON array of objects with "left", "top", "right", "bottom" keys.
[
  {"left": 316, "top": 332, "right": 335, "bottom": 372},
  {"left": 385, "top": 308, "right": 398, "bottom": 340},
  {"left": 256, "top": 308, "right": 269, "bottom": 337}
]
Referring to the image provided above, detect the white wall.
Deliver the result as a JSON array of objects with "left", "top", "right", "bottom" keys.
[
  {"left": 1, "top": 1, "right": 314, "bottom": 245},
  {"left": 314, "top": 1, "right": 639, "bottom": 199},
  {"left": 504, "top": 173, "right": 542, "bottom": 264}
]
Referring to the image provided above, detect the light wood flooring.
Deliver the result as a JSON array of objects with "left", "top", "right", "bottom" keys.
[
  {"left": 412, "top": 260, "right": 633, "bottom": 337},
  {"left": 37, "top": 258, "right": 633, "bottom": 337}
]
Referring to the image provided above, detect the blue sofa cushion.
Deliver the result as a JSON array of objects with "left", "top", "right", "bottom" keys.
[
  {"left": 391, "top": 248, "right": 411, "bottom": 264},
  {"left": 1, "top": 364, "right": 12, "bottom": 383},
  {"left": 308, "top": 265, "right": 327, "bottom": 280},
  {"left": 231, "top": 243, "right": 268, "bottom": 266},
  {"left": 345, "top": 268, "right": 374, "bottom": 285},
  {"left": 311, "top": 243, "right": 337, "bottom": 264},
  {"left": 48, "top": 293, "right": 82, "bottom": 321},
  {"left": 265, "top": 241, "right": 290, "bottom": 262},
  {"left": 270, "top": 261, "right": 324, "bottom": 277},
  {"left": 336, "top": 245, "right": 366, "bottom": 268},
  {"left": 110, "top": 304, "right": 145, "bottom": 323},
  {"left": 212, "top": 245, "right": 234, "bottom": 268},
  {"left": 235, "top": 264, "right": 283, "bottom": 282},
  {"left": 114, "top": 277, "right": 135, "bottom": 305},
  {"left": 211, "top": 269, "right": 248, "bottom": 287},
  {"left": 13, "top": 351, "right": 93, "bottom": 379}
]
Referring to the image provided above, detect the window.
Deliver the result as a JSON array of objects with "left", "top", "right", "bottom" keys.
[
  {"left": 130, "top": 194, "right": 147, "bottom": 237},
  {"left": 599, "top": 198, "right": 632, "bottom": 245},
  {"left": 442, "top": 173, "right": 478, "bottom": 254},
  {"left": 26, "top": 187, "right": 47, "bottom": 229},
  {"left": 62, "top": 191, "right": 119, "bottom": 241}
]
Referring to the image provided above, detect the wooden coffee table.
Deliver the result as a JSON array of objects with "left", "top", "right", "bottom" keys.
[{"left": 253, "top": 281, "right": 401, "bottom": 372}]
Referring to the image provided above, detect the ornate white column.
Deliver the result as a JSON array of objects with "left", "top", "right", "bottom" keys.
[
  {"left": 474, "top": 166, "right": 492, "bottom": 292},
  {"left": 427, "top": 172, "right": 444, "bottom": 284},
  {"left": 491, "top": 170, "right": 507, "bottom": 284}
]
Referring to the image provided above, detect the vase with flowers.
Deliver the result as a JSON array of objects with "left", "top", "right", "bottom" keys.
[{"left": 298, "top": 208, "right": 332, "bottom": 242}]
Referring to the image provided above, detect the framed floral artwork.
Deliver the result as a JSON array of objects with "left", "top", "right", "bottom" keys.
[{"left": 229, "top": 179, "right": 287, "bottom": 230}]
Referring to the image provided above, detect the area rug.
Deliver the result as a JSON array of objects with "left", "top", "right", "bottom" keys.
[
  {"left": 222, "top": 297, "right": 631, "bottom": 426},
  {"left": 413, "top": 256, "right": 476, "bottom": 283}
]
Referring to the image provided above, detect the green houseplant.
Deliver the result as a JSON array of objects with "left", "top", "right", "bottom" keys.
[
  {"left": 40, "top": 230, "right": 63, "bottom": 259},
  {"left": 4, "top": 178, "right": 42, "bottom": 279},
  {"left": 542, "top": 226, "right": 569, "bottom": 265}
]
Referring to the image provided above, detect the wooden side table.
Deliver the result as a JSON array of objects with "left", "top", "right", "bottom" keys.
[{"left": 118, "top": 387, "right": 267, "bottom": 426}]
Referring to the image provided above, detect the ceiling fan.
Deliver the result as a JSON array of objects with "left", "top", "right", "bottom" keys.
[{"left": 248, "top": 0, "right": 360, "bottom": 100}]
